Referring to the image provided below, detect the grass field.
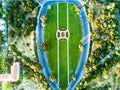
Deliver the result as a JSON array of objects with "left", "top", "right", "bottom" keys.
[
  {"left": 59, "top": 3, "right": 67, "bottom": 29},
  {"left": 44, "top": 3, "right": 82, "bottom": 89},
  {"left": 68, "top": 4, "right": 82, "bottom": 77},
  {"left": 44, "top": 4, "right": 57, "bottom": 75},
  {"left": 59, "top": 40, "right": 67, "bottom": 88}
]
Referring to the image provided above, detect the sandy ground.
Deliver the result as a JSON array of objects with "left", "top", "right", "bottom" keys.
[{"left": 16, "top": 31, "right": 36, "bottom": 61}]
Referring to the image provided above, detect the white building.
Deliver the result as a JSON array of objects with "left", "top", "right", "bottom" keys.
[{"left": 0, "top": 62, "right": 20, "bottom": 82}]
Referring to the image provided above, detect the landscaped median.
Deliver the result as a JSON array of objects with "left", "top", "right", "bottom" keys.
[
  {"left": 37, "top": 0, "right": 90, "bottom": 90},
  {"left": 43, "top": 3, "right": 82, "bottom": 89}
]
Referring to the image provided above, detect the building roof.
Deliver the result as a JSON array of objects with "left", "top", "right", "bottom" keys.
[{"left": 0, "top": 62, "right": 20, "bottom": 82}]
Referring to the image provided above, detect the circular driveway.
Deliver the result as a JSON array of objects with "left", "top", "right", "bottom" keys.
[{"left": 36, "top": 0, "right": 90, "bottom": 89}]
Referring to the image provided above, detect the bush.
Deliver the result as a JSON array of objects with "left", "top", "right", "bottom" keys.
[{"left": 40, "top": 42, "right": 49, "bottom": 51}]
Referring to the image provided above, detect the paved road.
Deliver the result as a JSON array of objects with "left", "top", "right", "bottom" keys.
[{"left": 36, "top": 0, "right": 90, "bottom": 90}]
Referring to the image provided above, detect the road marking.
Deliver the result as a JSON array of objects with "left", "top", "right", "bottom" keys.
[
  {"left": 67, "top": 2, "right": 70, "bottom": 85},
  {"left": 57, "top": 40, "right": 59, "bottom": 85},
  {"left": 57, "top": 3, "right": 59, "bottom": 30},
  {"left": 57, "top": 3, "right": 60, "bottom": 85},
  {"left": 56, "top": 2, "right": 70, "bottom": 86}
]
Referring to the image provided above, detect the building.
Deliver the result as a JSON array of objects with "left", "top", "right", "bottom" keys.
[{"left": 0, "top": 62, "right": 20, "bottom": 82}]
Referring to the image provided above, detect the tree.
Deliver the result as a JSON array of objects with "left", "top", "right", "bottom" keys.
[
  {"left": 0, "top": 31, "right": 4, "bottom": 44},
  {"left": 40, "top": 42, "right": 49, "bottom": 51},
  {"left": 78, "top": 44, "right": 84, "bottom": 52},
  {"left": 49, "top": 75, "right": 56, "bottom": 82},
  {"left": 22, "top": 17, "right": 37, "bottom": 36},
  {"left": 2, "top": 83, "right": 11, "bottom": 90},
  {"left": 9, "top": 30, "right": 15, "bottom": 38},
  {"left": 0, "top": 48, "right": 7, "bottom": 73},
  {"left": 22, "top": 0, "right": 38, "bottom": 13},
  {"left": 0, "top": 1, "right": 2, "bottom": 18},
  {"left": 5, "top": 1, "right": 24, "bottom": 28}
]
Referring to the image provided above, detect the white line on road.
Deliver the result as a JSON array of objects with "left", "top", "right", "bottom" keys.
[
  {"left": 57, "top": 3, "right": 60, "bottom": 85},
  {"left": 67, "top": 2, "right": 70, "bottom": 85},
  {"left": 57, "top": 40, "right": 60, "bottom": 85},
  {"left": 67, "top": 2, "right": 69, "bottom": 30},
  {"left": 57, "top": 3, "right": 59, "bottom": 30},
  {"left": 67, "top": 39, "right": 70, "bottom": 85}
]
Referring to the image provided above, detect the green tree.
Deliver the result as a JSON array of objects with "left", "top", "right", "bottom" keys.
[
  {"left": 49, "top": 75, "right": 56, "bottom": 83},
  {"left": 22, "top": 0, "right": 38, "bottom": 13},
  {"left": 40, "top": 42, "right": 49, "bottom": 51}
]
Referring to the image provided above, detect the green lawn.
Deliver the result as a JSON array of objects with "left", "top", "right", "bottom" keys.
[
  {"left": 59, "top": 40, "right": 68, "bottom": 88},
  {"left": 44, "top": 3, "right": 82, "bottom": 89},
  {"left": 68, "top": 4, "right": 82, "bottom": 78},
  {"left": 44, "top": 4, "right": 57, "bottom": 76},
  {"left": 59, "top": 3, "right": 67, "bottom": 29}
]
